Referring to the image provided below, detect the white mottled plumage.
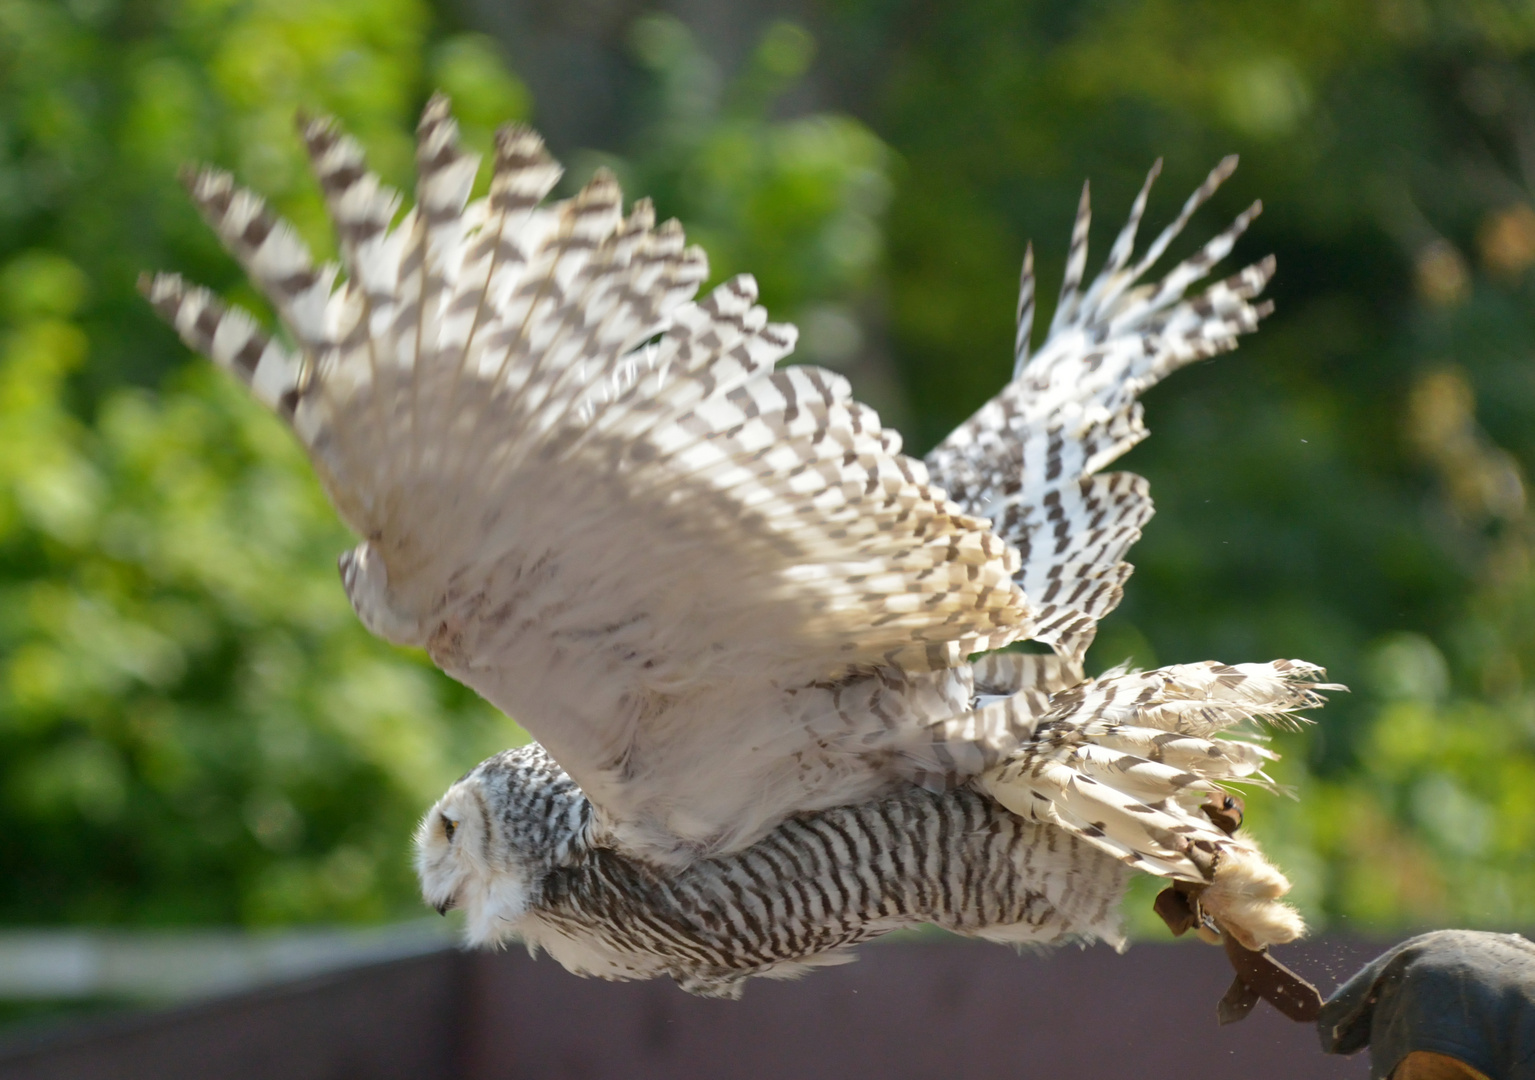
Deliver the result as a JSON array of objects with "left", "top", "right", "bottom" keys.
[{"left": 145, "top": 97, "right": 1338, "bottom": 995}]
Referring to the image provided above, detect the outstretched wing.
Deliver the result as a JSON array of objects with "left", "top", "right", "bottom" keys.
[
  {"left": 927, "top": 159, "right": 1273, "bottom": 670},
  {"left": 144, "top": 97, "right": 1036, "bottom": 857},
  {"left": 920, "top": 167, "right": 1337, "bottom": 949}
]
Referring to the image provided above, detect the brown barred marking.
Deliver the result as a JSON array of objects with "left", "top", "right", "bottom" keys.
[
  {"left": 179, "top": 166, "right": 337, "bottom": 355},
  {"left": 1052, "top": 182, "right": 1094, "bottom": 334},
  {"left": 1013, "top": 242, "right": 1036, "bottom": 374},
  {"left": 138, "top": 272, "right": 304, "bottom": 422},
  {"left": 980, "top": 658, "right": 1339, "bottom": 883}
]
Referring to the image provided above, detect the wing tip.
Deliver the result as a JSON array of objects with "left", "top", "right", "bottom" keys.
[{"left": 420, "top": 90, "right": 454, "bottom": 130}]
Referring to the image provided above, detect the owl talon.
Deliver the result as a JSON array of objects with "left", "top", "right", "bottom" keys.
[{"left": 1200, "top": 793, "right": 1244, "bottom": 836}]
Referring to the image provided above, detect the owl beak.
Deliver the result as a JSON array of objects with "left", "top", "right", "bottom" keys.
[{"left": 434, "top": 898, "right": 455, "bottom": 916}]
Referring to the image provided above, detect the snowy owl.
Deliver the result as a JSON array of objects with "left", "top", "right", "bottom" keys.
[{"left": 144, "top": 95, "right": 1338, "bottom": 1005}]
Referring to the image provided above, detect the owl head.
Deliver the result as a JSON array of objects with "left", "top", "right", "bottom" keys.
[{"left": 414, "top": 744, "right": 589, "bottom": 945}]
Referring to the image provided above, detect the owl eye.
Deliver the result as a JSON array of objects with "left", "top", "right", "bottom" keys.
[{"left": 441, "top": 815, "right": 457, "bottom": 841}]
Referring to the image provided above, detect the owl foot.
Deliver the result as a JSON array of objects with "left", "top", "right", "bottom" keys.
[{"left": 1152, "top": 795, "right": 1322, "bottom": 1024}]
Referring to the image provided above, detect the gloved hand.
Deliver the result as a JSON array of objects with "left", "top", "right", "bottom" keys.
[{"left": 1317, "top": 929, "right": 1535, "bottom": 1080}]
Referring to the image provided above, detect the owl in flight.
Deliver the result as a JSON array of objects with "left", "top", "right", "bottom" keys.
[{"left": 145, "top": 96, "right": 1338, "bottom": 1002}]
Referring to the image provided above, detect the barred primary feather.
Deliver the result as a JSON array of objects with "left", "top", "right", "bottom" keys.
[{"left": 928, "top": 157, "right": 1273, "bottom": 669}]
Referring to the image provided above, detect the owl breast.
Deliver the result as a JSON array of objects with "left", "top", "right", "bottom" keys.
[{"left": 519, "top": 783, "right": 1129, "bottom": 998}]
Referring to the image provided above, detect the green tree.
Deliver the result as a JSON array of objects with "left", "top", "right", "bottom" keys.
[
  {"left": 0, "top": 2, "right": 893, "bottom": 925},
  {"left": 0, "top": 0, "right": 545, "bottom": 925}
]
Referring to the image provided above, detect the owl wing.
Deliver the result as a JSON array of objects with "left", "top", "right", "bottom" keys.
[
  {"left": 926, "top": 159, "right": 1273, "bottom": 672},
  {"left": 144, "top": 98, "right": 1036, "bottom": 858},
  {"left": 922, "top": 164, "right": 1344, "bottom": 950}
]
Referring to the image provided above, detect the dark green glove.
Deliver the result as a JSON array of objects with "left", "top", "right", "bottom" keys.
[{"left": 1318, "top": 929, "right": 1535, "bottom": 1080}]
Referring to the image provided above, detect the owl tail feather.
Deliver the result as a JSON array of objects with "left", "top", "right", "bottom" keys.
[{"left": 977, "top": 658, "right": 1339, "bottom": 950}]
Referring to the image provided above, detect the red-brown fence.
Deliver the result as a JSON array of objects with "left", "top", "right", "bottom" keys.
[{"left": 0, "top": 937, "right": 1378, "bottom": 1079}]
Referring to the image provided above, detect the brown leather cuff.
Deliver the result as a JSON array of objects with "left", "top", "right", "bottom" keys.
[
  {"left": 1218, "top": 930, "right": 1323, "bottom": 1025},
  {"left": 1391, "top": 1051, "right": 1493, "bottom": 1080}
]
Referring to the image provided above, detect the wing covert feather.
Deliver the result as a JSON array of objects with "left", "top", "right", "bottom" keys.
[{"left": 145, "top": 98, "right": 1036, "bottom": 858}]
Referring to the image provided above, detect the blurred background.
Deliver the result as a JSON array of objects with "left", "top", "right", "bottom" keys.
[{"left": 3, "top": 0, "right": 1535, "bottom": 1012}]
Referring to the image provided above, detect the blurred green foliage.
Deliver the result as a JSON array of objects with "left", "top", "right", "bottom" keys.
[
  {"left": 0, "top": 0, "right": 533, "bottom": 925},
  {"left": 587, "top": 14, "right": 898, "bottom": 410},
  {"left": 2, "top": 0, "right": 1534, "bottom": 935}
]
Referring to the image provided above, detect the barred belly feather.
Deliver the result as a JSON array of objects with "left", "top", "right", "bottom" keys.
[{"left": 478, "top": 748, "right": 1128, "bottom": 999}]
